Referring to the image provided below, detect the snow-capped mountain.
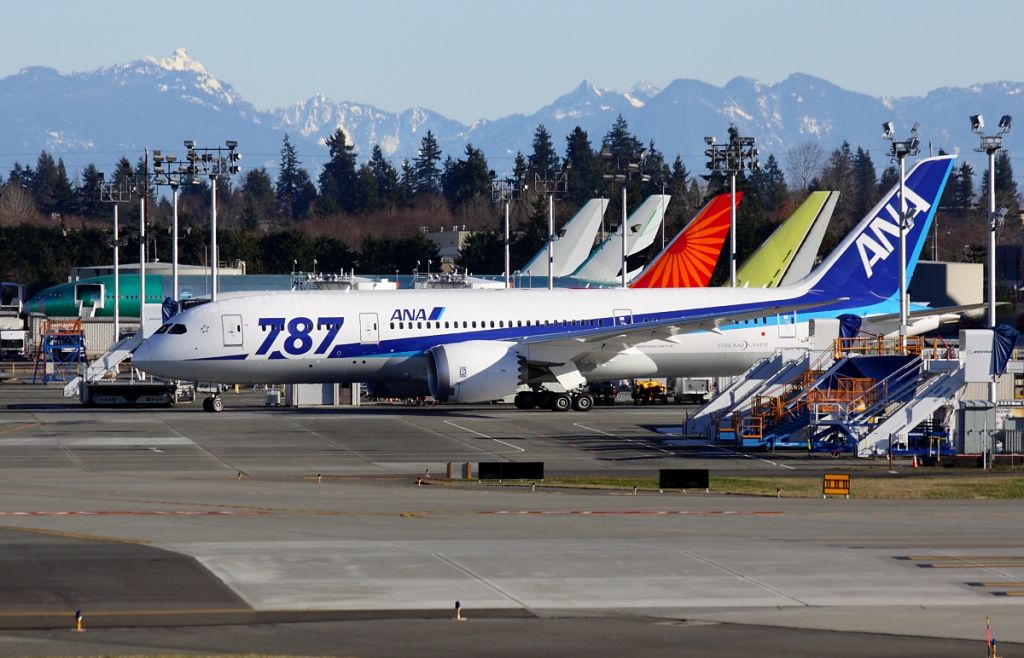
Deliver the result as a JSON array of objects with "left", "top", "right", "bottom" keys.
[{"left": 2, "top": 49, "right": 1024, "bottom": 182}]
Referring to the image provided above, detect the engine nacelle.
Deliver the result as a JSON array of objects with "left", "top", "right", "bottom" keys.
[{"left": 427, "top": 340, "right": 522, "bottom": 403}]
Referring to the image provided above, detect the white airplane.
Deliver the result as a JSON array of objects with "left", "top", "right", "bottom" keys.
[
  {"left": 134, "top": 156, "right": 955, "bottom": 412},
  {"left": 518, "top": 198, "right": 608, "bottom": 278},
  {"left": 569, "top": 195, "right": 670, "bottom": 283}
]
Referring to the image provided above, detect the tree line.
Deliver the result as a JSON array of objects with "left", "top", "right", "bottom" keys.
[{"left": 2, "top": 115, "right": 1021, "bottom": 294}]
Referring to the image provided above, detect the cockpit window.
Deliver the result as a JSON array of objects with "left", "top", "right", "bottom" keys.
[
  {"left": 155, "top": 324, "right": 171, "bottom": 334},
  {"left": 168, "top": 324, "right": 188, "bottom": 335}
]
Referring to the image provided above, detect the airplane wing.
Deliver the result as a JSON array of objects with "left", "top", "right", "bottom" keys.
[
  {"left": 517, "top": 297, "right": 844, "bottom": 365},
  {"left": 863, "top": 302, "right": 995, "bottom": 325}
]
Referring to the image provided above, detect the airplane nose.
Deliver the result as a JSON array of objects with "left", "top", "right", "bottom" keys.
[{"left": 132, "top": 339, "right": 152, "bottom": 365}]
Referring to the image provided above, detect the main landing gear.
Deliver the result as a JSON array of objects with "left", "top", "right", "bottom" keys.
[
  {"left": 202, "top": 395, "right": 224, "bottom": 413},
  {"left": 514, "top": 389, "right": 593, "bottom": 412}
]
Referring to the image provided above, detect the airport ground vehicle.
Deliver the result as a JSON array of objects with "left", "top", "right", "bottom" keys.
[
  {"left": 632, "top": 380, "right": 669, "bottom": 405},
  {"left": 588, "top": 381, "right": 619, "bottom": 405}
]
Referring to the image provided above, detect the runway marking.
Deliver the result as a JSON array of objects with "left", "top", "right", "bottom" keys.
[
  {"left": 573, "top": 423, "right": 672, "bottom": 456},
  {"left": 433, "top": 552, "right": 529, "bottom": 608},
  {"left": 484, "top": 510, "right": 783, "bottom": 516},
  {"left": 0, "top": 510, "right": 266, "bottom": 517},
  {"left": 444, "top": 420, "right": 525, "bottom": 452},
  {"left": 0, "top": 607, "right": 252, "bottom": 618},
  {"left": 680, "top": 549, "right": 809, "bottom": 606},
  {"left": 900, "top": 555, "right": 1024, "bottom": 569},
  {"left": 704, "top": 443, "right": 796, "bottom": 470},
  {"left": 0, "top": 422, "right": 39, "bottom": 438}
]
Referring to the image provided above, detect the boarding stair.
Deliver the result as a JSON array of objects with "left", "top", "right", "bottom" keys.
[
  {"left": 687, "top": 348, "right": 821, "bottom": 437},
  {"left": 63, "top": 331, "right": 144, "bottom": 398}
]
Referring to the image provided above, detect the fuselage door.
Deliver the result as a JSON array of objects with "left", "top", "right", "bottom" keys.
[
  {"left": 222, "top": 314, "right": 243, "bottom": 347},
  {"left": 778, "top": 311, "right": 797, "bottom": 338},
  {"left": 359, "top": 313, "right": 379, "bottom": 344},
  {"left": 613, "top": 308, "right": 633, "bottom": 326}
]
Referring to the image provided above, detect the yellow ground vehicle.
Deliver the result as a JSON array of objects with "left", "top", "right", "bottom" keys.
[{"left": 632, "top": 380, "right": 669, "bottom": 405}]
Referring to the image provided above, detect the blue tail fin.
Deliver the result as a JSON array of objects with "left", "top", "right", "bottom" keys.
[{"left": 805, "top": 155, "right": 955, "bottom": 300}]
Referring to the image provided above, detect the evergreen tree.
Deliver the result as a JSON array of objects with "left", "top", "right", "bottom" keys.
[
  {"left": 77, "top": 163, "right": 106, "bottom": 219},
  {"left": 31, "top": 151, "right": 61, "bottom": 214},
  {"left": 275, "top": 134, "right": 315, "bottom": 220},
  {"left": 318, "top": 128, "right": 358, "bottom": 214},
  {"left": 239, "top": 168, "right": 276, "bottom": 229},
  {"left": 512, "top": 151, "right": 528, "bottom": 182},
  {"left": 563, "top": 127, "right": 602, "bottom": 207},
  {"left": 849, "top": 147, "right": 877, "bottom": 222},
  {"left": 980, "top": 151, "right": 1020, "bottom": 219},
  {"left": 441, "top": 144, "right": 492, "bottom": 209},
  {"left": 814, "top": 141, "right": 856, "bottom": 232},
  {"left": 750, "top": 154, "right": 787, "bottom": 212},
  {"left": 456, "top": 230, "right": 503, "bottom": 273},
  {"left": 7, "top": 162, "right": 33, "bottom": 189},
  {"left": 413, "top": 130, "right": 443, "bottom": 196},
  {"left": 954, "top": 162, "right": 975, "bottom": 209},
  {"left": 396, "top": 159, "right": 416, "bottom": 207},
  {"left": 353, "top": 164, "right": 381, "bottom": 212},
  {"left": 368, "top": 145, "right": 398, "bottom": 205},
  {"left": 878, "top": 164, "right": 899, "bottom": 196},
  {"left": 527, "top": 125, "right": 560, "bottom": 181},
  {"left": 601, "top": 114, "right": 644, "bottom": 165}
]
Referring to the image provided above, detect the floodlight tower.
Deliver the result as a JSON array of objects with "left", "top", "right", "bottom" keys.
[
  {"left": 150, "top": 150, "right": 186, "bottom": 304},
  {"left": 97, "top": 174, "right": 135, "bottom": 341},
  {"left": 704, "top": 127, "right": 759, "bottom": 287},
  {"left": 971, "top": 113, "right": 1012, "bottom": 405},
  {"left": 490, "top": 175, "right": 526, "bottom": 288},
  {"left": 183, "top": 140, "right": 241, "bottom": 301},
  {"left": 882, "top": 121, "right": 921, "bottom": 352},
  {"left": 532, "top": 167, "right": 570, "bottom": 289},
  {"left": 601, "top": 147, "right": 650, "bottom": 288}
]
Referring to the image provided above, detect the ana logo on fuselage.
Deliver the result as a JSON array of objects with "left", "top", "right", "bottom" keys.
[
  {"left": 854, "top": 186, "right": 931, "bottom": 278},
  {"left": 390, "top": 306, "right": 445, "bottom": 322}
]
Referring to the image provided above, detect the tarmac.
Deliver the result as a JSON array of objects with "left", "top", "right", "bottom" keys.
[{"left": 0, "top": 382, "right": 1021, "bottom": 656}]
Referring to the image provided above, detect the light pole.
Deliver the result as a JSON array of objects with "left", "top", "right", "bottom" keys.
[
  {"left": 601, "top": 148, "right": 650, "bottom": 288},
  {"left": 139, "top": 147, "right": 149, "bottom": 334},
  {"left": 98, "top": 174, "right": 135, "bottom": 341},
  {"left": 151, "top": 150, "right": 185, "bottom": 304},
  {"left": 971, "top": 113, "right": 1012, "bottom": 405},
  {"left": 490, "top": 176, "right": 525, "bottom": 288},
  {"left": 882, "top": 121, "right": 921, "bottom": 352},
  {"left": 704, "top": 127, "right": 759, "bottom": 287},
  {"left": 532, "top": 168, "right": 569, "bottom": 289},
  {"left": 183, "top": 140, "right": 241, "bottom": 301}
]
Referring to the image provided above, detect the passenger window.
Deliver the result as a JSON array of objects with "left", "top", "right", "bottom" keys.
[
  {"left": 472, "top": 321, "right": 477, "bottom": 328},
  {"left": 417, "top": 322, "right": 422, "bottom": 329}
]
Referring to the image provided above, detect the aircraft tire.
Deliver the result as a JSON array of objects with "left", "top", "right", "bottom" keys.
[
  {"left": 551, "top": 393, "right": 572, "bottom": 412},
  {"left": 202, "top": 397, "right": 212, "bottom": 412},
  {"left": 572, "top": 394, "right": 593, "bottom": 412},
  {"left": 211, "top": 396, "right": 224, "bottom": 412},
  {"left": 515, "top": 391, "right": 537, "bottom": 409}
]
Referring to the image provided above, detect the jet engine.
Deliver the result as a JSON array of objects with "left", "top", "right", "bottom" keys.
[{"left": 427, "top": 340, "right": 523, "bottom": 403}]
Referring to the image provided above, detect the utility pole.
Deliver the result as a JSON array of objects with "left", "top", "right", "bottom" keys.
[
  {"left": 490, "top": 175, "right": 525, "bottom": 288},
  {"left": 600, "top": 148, "right": 650, "bottom": 288},
  {"left": 704, "top": 127, "right": 759, "bottom": 287},
  {"left": 971, "top": 113, "right": 1012, "bottom": 405},
  {"left": 882, "top": 121, "right": 921, "bottom": 353},
  {"left": 532, "top": 168, "right": 569, "bottom": 289}
]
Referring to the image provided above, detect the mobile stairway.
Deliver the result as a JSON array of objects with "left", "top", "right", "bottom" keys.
[
  {"left": 64, "top": 331, "right": 187, "bottom": 406},
  {"left": 687, "top": 348, "right": 820, "bottom": 438},
  {"left": 687, "top": 318, "right": 842, "bottom": 438},
  {"left": 725, "top": 336, "right": 938, "bottom": 451}
]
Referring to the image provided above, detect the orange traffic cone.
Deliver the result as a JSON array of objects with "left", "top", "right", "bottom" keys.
[{"left": 912, "top": 454, "right": 918, "bottom": 468}]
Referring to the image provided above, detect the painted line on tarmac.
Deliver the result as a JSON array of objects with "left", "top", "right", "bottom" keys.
[
  {"left": 0, "top": 510, "right": 266, "bottom": 517},
  {"left": 0, "top": 422, "right": 39, "bottom": 438},
  {"left": 444, "top": 420, "right": 525, "bottom": 453},
  {"left": 706, "top": 443, "right": 796, "bottom": 470},
  {"left": 483, "top": 511, "right": 778, "bottom": 517},
  {"left": 573, "top": 423, "right": 672, "bottom": 455}
]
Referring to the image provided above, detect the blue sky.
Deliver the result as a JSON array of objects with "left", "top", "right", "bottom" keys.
[{"left": 4, "top": 0, "right": 1022, "bottom": 123}]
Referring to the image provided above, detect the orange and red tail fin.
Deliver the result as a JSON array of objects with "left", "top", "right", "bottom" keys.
[{"left": 629, "top": 193, "right": 739, "bottom": 288}]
